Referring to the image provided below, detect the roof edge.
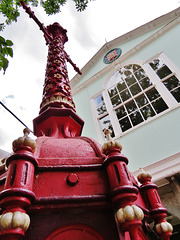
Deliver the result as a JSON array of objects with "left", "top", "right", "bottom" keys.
[
  {"left": 70, "top": 7, "right": 180, "bottom": 88},
  {"left": 71, "top": 14, "right": 180, "bottom": 95}
]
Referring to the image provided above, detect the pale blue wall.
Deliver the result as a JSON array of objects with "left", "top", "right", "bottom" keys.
[
  {"left": 127, "top": 24, "right": 180, "bottom": 66},
  {"left": 73, "top": 26, "right": 163, "bottom": 89},
  {"left": 119, "top": 107, "right": 180, "bottom": 171},
  {"left": 73, "top": 87, "right": 98, "bottom": 140},
  {"left": 72, "top": 22, "right": 180, "bottom": 171}
]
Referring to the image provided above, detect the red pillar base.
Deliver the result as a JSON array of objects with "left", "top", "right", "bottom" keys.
[{"left": 0, "top": 228, "right": 25, "bottom": 240}]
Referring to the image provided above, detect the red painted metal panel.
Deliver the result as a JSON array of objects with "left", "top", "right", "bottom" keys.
[
  {"left": 45, "top": 225, "right": 104, "bottom": 240},
  {"left": 33, "top": 170, "right": 109, "bottom": 198}
]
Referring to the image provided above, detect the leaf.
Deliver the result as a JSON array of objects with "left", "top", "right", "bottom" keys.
[
  {"left": 0, "top": 54, "right": 9, "bottom": 74},
  {"left": 6, "top": 47, "right": 13, "bottom": 57},
  {"left": 0, "top": 23, "right": 5, "bottom": 31},
  {"left": 1, "top": 47, "right": 6, "bottom": 56},
  {"left": 0, "top": 59, "right": 4, "bottom": 69},
  {"left": 0, "top": 36, "right": 5, "bottom": 44},
  {"left": 74, "top": 0, "right": 88, "bottom": 11},
  {"left": 6, "top": 39, "right": 13, "bottom": 46},
  {"left": 2, "top": 57, "right": 9, "bottom": 74}
]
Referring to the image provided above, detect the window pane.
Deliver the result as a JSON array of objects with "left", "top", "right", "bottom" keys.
[
  {"left": 125, "top": 100, "right": 137, "bottom": 113},
  {"left": 136, "top": 94, "right": 148, "bottom": 108},
  {"left": 163, "top": 75, "right": 180, "bottom": 91},
  {"left": 124, "top": 70, "right": 132, "bottom": 76},
  {"left": 117, "top": 81, "right": 126, "bottom": 92},
  {"left": 156, "top": 65, "right": 172, "bottom": 79},
  {"left": 108, "top": 125, "right": 115, "bottom": 138},
  {"left": 94, "top": 94, "right": 107, "bottom": 116},
  {"left": 146, "top": 88, "right": 160, "bottom": 101},
  {"left": 124, "top": 64, "right": 133, "bottom": 70},
  {"left": 130, "top": 83, "right": 141, "bottom": 96},
  {"left": 120, "top": 89, "right": 131, "bottom": 101},
  {"left": 96, "top": 104, "right": 106, "bottom": 115},
  {"left": 94, "top": 94, "right": 104, "bottom": 107},
  {"left": 111, "top": 95, "right": 121, "bottom": 107},
  {"left": 126, "top": 74, "right": 136, "bottom": 86},
  {"left": 152, "top": 98, "right": 168, "bottom": 114},
  {"left": 133, "top": 64, "right": 141, "bottom": 71},
  {"left": 134, "top": 68, "right": 146, "bottom": 80},
  {"left": 141, "top": 105, "right": 155, "bottom": 120},
  {"left": 130, "top": 111, "right": 144, "bottom": 126},
  {"left": 149, "top": 59, "right": 162, "bottom": 70},
  {"left": 116, "top": 106, "right": 127, "bottom": 119},
  {"left": 107, "top": 71, "right": 122, "bottom": 89},
  {"left": 108, "top": 87, "right": 118, "bottom": 98},
  {"left": 171, "top": 87, "right": 180, "bottom": 102},
  {"left": 99, "top": 115, "right": 111, "bottom": 131},
  {"left": 99, "top": 115, "right": 115, "bottom": 139},
  {"left": 139, "top": 77, "right": 152, "bottom": 90},
  {"left": 119, "top": 117, "right": 131, "bottom": 132}
]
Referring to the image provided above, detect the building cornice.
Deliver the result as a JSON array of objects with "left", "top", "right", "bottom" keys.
[{"left": 133, "top": 152, "right": 180, "bottom": 184}]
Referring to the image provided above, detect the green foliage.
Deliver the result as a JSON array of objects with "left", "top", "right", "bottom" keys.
[
  {"left": 0, "top": 36, "right": 13, "bottom": 74},
  {"left": 0, "top": 0, "right": 38, "bottom": 25},
  {"left": 0, "top": 0, "right": 91, "bottom": 25},
  {"left": 74, "top": 0, "right": 88, "bottom": 12},
  {"left": 41, "top": 0, "right": 89, "bottom": 14},
  {"left": 0, "top": 0, "right": 92, "bottom": 73},
  {"left": 41, "top": 0, "right": 67, "bottom": 15},
  {"left": 0, "top": 23, "right": 5, "bottom": 31},
  {"left": 0, "top": 0, "right": 20, "bottom": 25}
]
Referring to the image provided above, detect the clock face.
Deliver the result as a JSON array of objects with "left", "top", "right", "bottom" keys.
[{"left": 103, "top": 48, "right": 122, "bottom": 64}]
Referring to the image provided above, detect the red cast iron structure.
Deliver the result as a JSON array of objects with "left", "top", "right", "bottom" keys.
[{"left": 0, "top": 2, "right": 173, "bottom": 240}]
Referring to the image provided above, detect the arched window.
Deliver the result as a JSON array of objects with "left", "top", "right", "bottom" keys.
[
  {"left": 107, "top": 63, "right": 169, "bottom": 132},
  {"left": 92, "top": 53, "right": 180, "bottom": 142}
]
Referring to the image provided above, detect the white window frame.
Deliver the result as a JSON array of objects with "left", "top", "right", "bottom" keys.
[
  {"left": 91, "top": 52, "right": 180, "bottom": 143},
  {"left": 145, "top": 52, "right": 179, "bottom": 108},
  {"left": 90, "top": 92, "right": 105, "bottom": 143}
]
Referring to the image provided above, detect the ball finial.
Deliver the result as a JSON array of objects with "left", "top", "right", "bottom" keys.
[
  {"left": 12, "top": 128, "right": 36, "bottom": 152},
  {"left": 23, "top": 128, "right": 31, "bottom": 136},
  {"left": 102, "top": 129, "right": 122, "bottom": 154},
  {"left": 137, "top": 168, "right": 152, "bottom": 183}
]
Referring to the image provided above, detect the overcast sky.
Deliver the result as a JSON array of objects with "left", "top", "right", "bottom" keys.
[{"left": 0, "top": 0, "right": 179, "bottom": 152}]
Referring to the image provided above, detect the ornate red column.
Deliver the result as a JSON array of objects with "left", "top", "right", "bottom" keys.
[
  {"left": 137, "top": 169, "right": 173, "bottom": 240},
  {"left": 0, "top": 128, "right": 37, "bottom": 240},
  {"left": 20, "top": 1, "right": 84, "bottom": 139},
  {"left": 39, "top": 22, "right": 76, "bottom": 114},
  {"left": 32, "top": 21, "right": 84, "bottom": 138},
  {"left": 102, "top": 130, "right": 144, "bottom": 240}
]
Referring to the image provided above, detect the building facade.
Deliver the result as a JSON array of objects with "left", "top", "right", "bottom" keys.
[{"left": 71, "top": 8, "right": 180, "bottom": 239}]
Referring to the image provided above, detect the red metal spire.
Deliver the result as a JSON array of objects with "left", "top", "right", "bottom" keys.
[
  {"left": 20, "top": 1, "right": 84, "bottom": 138},
  {"left": 40, "top": 22, "right": 76, "bottom": 113},
  {"left": 20, "top": 1, "right": 82, "bottom": 114}
]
